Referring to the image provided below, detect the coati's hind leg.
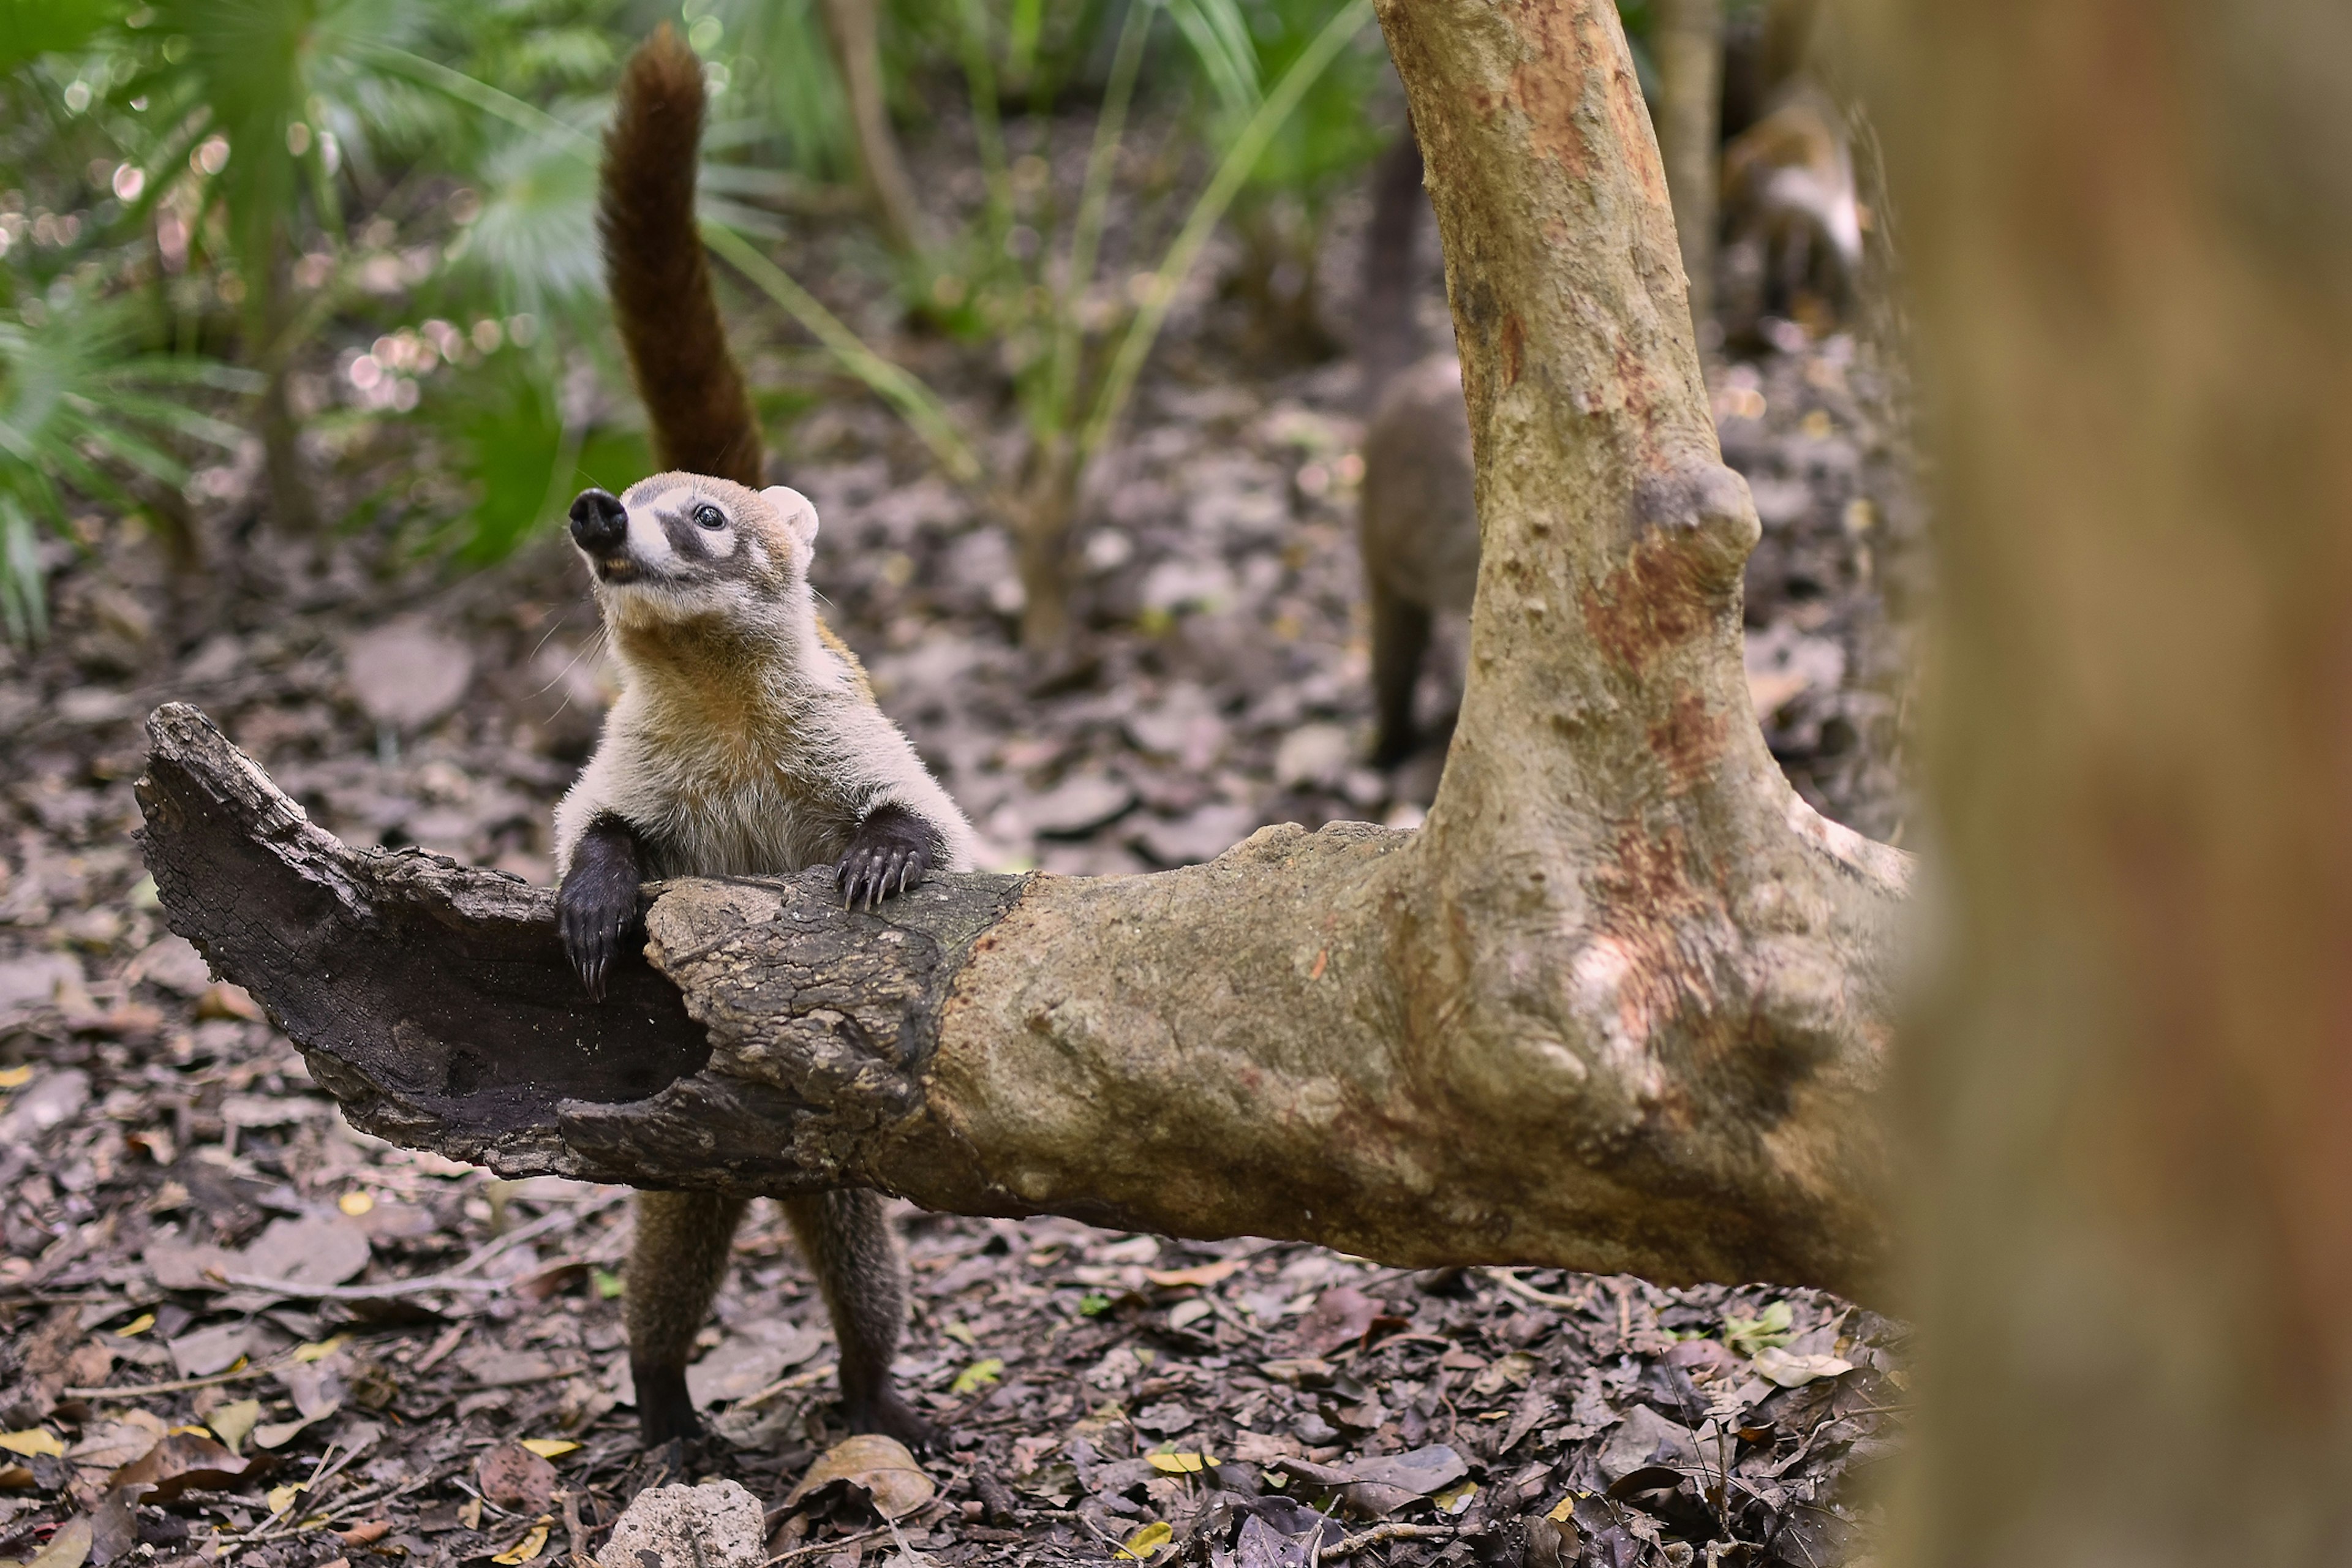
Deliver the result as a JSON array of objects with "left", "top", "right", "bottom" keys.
[
  {"left": 1369, "top": 577, "right": 1434, "bottom": 769},
  {"left": 626, "top": 1189, "right": 749, "bottom": 1446},
  {"left": 781, "top": 1189, "right": 937, "bottom": 1448}
]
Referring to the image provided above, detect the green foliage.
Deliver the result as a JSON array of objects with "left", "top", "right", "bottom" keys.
[
  {"left": 0, "top": 0, "right": 1408, "bottom": 639},
  {"left": 1204, "top": 0, "right": 1389, "bottom": 199},
  {"left": 0, "top": 290, "right": 254, "bottom": 639},
  {"left": 0, "top": 0, "right": 635, "bottom": 627},
  {"left": 1722, "top": 1300, "right": 1796, "bottom": 1357},
  {"left": 420, "top": 347, "right": 647, "bottom": 564},
  {"left": 696, "top": 0, "right": 855, "bottom": 182},
  {"left": 0, "top": 0, "right": 128, "bottom": 74}
]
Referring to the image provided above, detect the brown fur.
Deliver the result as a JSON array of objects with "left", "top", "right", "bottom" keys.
[
  {"left": 1355, "top": 124, "right": 1479, "bottom": 766},
  {"left": 601, "top": 27, "right": 764, "bottom": 488},
  {"left": 1357, "top": 124, "right": 1430, "bottom": 410}
]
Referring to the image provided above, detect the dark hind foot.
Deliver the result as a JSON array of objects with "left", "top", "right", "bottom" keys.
[
  {"left": 845, "top": 1385, "right": 942, "bottom": 1452},
  {"left": 633, "top": 1358, "right": 703, "bottom": 1448}
]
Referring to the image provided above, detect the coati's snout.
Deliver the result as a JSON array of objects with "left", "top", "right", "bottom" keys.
[{"left": 570, "top": 488, "right": 628, "bottom": 556}]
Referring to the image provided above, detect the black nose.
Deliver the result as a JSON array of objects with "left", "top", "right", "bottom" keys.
[{"left": 569, "top": 488, "right": 627, "bottom": 554}]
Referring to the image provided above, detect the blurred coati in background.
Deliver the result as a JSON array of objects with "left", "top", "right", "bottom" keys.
[
  {"left": 1716, "top": 82, "right": 1862, "bottom": 343},
  {"left": 1351, "top": 29, "right": 1864, "bottom": 767},
  {"left": 1355, "top": 124, "right": 1476, "bottom": 771},
  {"left": 1714, "top": 0, "right": 1863, "bottom": 342}
]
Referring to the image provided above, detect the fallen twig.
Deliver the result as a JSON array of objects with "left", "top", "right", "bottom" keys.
[
  {"left": 450, "top": 1190, "right": 629, "bottom": 1279},
  {"left": 213, "top": 1268, "right": 510, "bottom": 1300},
  {"left": 66, "top": 1351, "right": 309, "bottom": 1400},
  {"left": 214, "top": 1190, "right": 627, "bottom": 1302},
  {"left": 1483, "top": 1267, "right": 1591, "bottom": 1311},
  {"left": 1327, "top": 1522, "right": 1455, "bottom": 1559},
  {"left": 764, "top": 1525, "right": 887, "bottom": 1565}
]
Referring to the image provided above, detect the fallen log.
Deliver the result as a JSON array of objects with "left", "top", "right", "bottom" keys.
[
  {"left": 135, "top": 0, "right": 1911, "bottom": 1303},
  {"left": 140, "top": 683, "right": 1896, "bottom": 1297}
]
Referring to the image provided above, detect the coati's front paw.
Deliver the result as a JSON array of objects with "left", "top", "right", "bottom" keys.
[
  {"left": 558, "top": 826, "right": 643, "bottom": 1001},
  {"left": 558, "top": 875, "right": 637, "bottom": 1002},
  {"left": 837, "top": 804, "right": 936, "bottom": 911}
]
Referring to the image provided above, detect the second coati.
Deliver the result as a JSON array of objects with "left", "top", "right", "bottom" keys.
[
  {"left": 1717, "top": 83, "right": 1863, "bottom": 340},
  {"left": 1356, "top": 127, "right": 1477, "bottom": 769},
  {"left": 554, "top": 27, "right": 977, "bottom": 1449}
]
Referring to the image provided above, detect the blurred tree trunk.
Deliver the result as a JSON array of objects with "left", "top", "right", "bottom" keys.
[
  {"left": 1357, "top": 116, "right": 1428, "bottom": 411},
  {"left": 817, "top": 0, "right": 927, "bottom": 258},
  {"left": 1862, "top": 1, "right": 2352, "bottom": 1562},
  {"left": 1653, "top": 0, "right": 1722, "bottom": 335},
  {"left": 252, "top": 255, "right": 317, "bottom": 535}
]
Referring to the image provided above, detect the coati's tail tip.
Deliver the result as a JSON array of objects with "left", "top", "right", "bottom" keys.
[
  {"left": 620, "top": 21, "right": 703, "bottom": 116},
  {"left": 600, "top": 26, "right": 764, "bottom": 489}
]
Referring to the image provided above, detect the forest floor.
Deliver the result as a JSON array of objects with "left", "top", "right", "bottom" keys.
[{"left": 0, "top": 195, "right": 1928, "bottom": 1568}]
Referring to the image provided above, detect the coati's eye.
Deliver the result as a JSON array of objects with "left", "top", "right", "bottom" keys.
[{"left": 692, "top": 503, "right": 726, "bottom": 530}]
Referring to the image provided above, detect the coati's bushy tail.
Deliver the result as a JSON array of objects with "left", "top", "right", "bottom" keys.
[{"left": 601, "top": 26, "right": 764, "bottom": 488}]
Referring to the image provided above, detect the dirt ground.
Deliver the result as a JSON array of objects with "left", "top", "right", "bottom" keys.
[{"left": 0, "top": 179, "right": 1926, "bottom": 1568}]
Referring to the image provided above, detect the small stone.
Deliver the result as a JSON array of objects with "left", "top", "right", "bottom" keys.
[
  {"left": 1273, "top": 723, "right": 1352, "bottom": 791},
  {"left": 344, "top": 617, "right": 474, "bottom": 734},
  {"left": 1022, "top": 771, "right": 1136, "bottom": 839},
  {"left": 598, "top": 1480, "right": 766, "bottom": 1568}
]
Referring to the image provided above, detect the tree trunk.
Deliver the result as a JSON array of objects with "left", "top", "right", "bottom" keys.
[
  {"left": 1006, "top": 440, "right": 1078, "bottom": 655},
  {"left": 1653, "top": 0, "right": 1723, "bottom": 336},
  {"left": 1857, "top": 2, "right": 2352, "bottom": 1562},
  {"left": 816, "top": 0, "right": 927, "bottom": 260},
  {"left": 139, "top": 0, "right": 1910, "bottom": 1300}
]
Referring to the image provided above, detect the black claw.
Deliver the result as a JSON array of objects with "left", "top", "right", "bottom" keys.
[
  {"left": 559, "top": 814, "right": 643, "bottom": 1001},
  {"left": 834, "top": 804, "right": 938, "bottom": 914}
]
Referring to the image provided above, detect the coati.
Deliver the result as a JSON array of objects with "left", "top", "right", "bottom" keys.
[
  {"left": 1717, "top": 84, "right": 1863, "bottom": 341},
  {"left": 1355, "top": 127, "right": 1477, "bottom": 769},
  {"left": 554, "top": 26, "right": 977, "bottom": 1450},
  {"left": 1354, "top": 75, "right": 1861, "bottom": 764}
]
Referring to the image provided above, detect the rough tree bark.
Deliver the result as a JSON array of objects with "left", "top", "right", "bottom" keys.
[
  {"left": 138, "top": 0, "right": 1910, "bottom": 1300},
  {"left": 1854, "top": 2, "right": 2352, "bottom": 1564},
  {"left": 1651, "top": 0, "right": 1723, "bottom": 334}
]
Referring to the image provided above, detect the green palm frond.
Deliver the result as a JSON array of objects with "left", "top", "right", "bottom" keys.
[
  {"left": 445, "top": 107, "right": 603, "bottom": 317},
  {"left": 1167, "top": 0, "right": 1261, "bottom": 118},
  {"left": 0, "top": 293, "right": 255, "bottom": 641}
]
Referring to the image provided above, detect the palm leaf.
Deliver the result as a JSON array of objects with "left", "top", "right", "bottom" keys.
[{"left": 0, "top": 295, "right": 253, "bottom": 641}]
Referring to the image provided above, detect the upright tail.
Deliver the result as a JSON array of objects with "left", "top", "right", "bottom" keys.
[{"left": 600, "top": 26, "right": 764, "bottom": 488}]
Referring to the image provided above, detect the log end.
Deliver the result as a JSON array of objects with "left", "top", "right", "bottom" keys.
[{"left": 136, "top": 704, "right": 710, "bottom": 1175}]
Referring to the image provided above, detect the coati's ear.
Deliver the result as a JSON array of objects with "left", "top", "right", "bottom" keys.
[{"left": 761, "top": 486, "right": 820, "bottom": 546}]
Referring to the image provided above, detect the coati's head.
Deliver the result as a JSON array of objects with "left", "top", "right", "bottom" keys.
[{"left": 568, "top": 473, "right": 818, "bottom": 638}]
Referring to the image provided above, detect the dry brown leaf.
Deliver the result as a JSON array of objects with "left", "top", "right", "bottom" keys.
[
  {"left": 239, "top": 1215, "right": 371, "bottom": 1287},
  {"left": 783, "top": 1434, "right": 935, "bottom": 1520},
  {"left": 107, "top": 1431, "right": 267, "bottom": 1502},
  {"left": 475, "top": 1442, "right": 558, "bottom": 1515},
  {"left": 1297, "top": 1287, "right": 1378, "bottom": 1355},
  {"left": 24, "top": 1516, "right": 91, "bottom": 1568}
]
